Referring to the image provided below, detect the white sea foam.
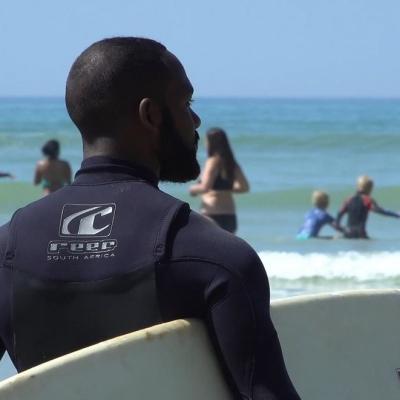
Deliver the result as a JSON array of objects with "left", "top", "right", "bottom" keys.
[{"left": 258, "top": 251, "right": 400, "bottom": 281}]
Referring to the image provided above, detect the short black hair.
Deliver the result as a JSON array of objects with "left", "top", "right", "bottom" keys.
[
  {"left": 42, "top": 139, "right": 60, "bottom": 159},
  {"left": 65, "top": 37, "right": 169, "bottom": 140}
]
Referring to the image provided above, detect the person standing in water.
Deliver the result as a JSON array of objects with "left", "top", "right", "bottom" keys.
[
  {"left": 189, "top": 128, "right": 249, "bottom": 234},
  {"left": 0, "top": 172, "right": 14, "bottom": 179},
  {"left": 297, "top": 190, "right": 343, "bottom": 239},
  {"left": 34, "top": 139, "right": 72, "bottom": 195},
  {"left": 336, "top": 175, "right": 400, "bottom": 238}
]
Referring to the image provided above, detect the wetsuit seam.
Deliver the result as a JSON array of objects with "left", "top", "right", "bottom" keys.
[
  {"left": 152, "top": 206, "right": 173, "bottom": 261},
  {"left": 168, "top": 256, "right": 244, "bottom": 280},
  {"left": 204, "top": 267, "right": 220, "bottom": 299},
  {"left": 6, "top": 260, "right": 155, "bottom": 283}
]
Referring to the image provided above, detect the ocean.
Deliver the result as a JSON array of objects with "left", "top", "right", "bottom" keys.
[
  {"left": 1, "top": 97, "right": 400, "bottom": 293},
  {"left": 1, "top": 97, "right": 400, "bottom": 297},
  {"left": 0, "top": 97, "right": 399, "bottom": 378}
]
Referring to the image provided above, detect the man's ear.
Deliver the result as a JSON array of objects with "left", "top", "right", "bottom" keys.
[{"left": 138, "top": 98, "right": 162, "bottom": 132}]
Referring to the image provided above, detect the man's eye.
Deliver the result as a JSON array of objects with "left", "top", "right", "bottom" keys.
[{"left": 187, "top": 99, "right": 194, "bottom": 107}]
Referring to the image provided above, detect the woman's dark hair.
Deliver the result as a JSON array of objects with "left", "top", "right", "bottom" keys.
[
  {"left": 206, "top": 128, "right": 236, "bottom": 182},
  {"left": 42, "top": 140, "right": 60, "bottom": 159}
]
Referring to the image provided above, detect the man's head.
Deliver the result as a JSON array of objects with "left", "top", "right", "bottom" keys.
[{"left": 65, "top": 37, "right": 201, "bottom": 182}]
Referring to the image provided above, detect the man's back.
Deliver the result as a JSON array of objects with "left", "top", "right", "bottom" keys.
[
  {"left": 0, "top": 157, "right": 185, "bottom": 370},
  {"left": 0, "top": 156, "right": 300, "bottom": 399}
]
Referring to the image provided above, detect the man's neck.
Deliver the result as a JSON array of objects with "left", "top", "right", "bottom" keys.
[{"left": 83, "top": 139, "right": 160, "bottom": 178}]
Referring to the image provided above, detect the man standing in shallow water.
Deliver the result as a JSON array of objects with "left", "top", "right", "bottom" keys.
[{"left": 0, "top": 37, "right": 301, "bottom": 399}]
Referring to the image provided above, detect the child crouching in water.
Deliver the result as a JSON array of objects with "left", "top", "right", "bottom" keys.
[{"left": 297, "top": 190, "right": 343, "bottom": 239}]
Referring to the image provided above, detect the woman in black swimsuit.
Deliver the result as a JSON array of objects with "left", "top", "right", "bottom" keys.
[{"left": 189, "top": 128, "right": 249, "bottom": 233}]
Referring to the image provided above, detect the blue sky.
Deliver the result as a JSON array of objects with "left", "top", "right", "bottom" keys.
[{"left": 1, "top": 0, "right": 400, "bottom": 97}]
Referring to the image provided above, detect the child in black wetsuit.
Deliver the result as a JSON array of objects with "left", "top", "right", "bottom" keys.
[{"left": 336, "top": 175, "right": 400, "bottom": 239}]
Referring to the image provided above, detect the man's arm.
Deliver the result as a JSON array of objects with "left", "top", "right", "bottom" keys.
[
  {"left": 164, "top": 212, "right": 301, "bottom": 399},
  {"left": 205, "top": 252, "right": 301, "bottom": 400},
  {"left": 159, "top": 251, "right": 301, "bottom": 399}
]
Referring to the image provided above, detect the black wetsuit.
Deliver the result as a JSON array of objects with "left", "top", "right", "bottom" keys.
[
  {"left": 0, "top": 157, "right": 300, "bottom": 400},
  {"left": 337, "top": 192, "right": 373, "bottom": 238}
]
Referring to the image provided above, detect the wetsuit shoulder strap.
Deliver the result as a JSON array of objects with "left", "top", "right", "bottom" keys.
[
  {"left": 3, "top": 209, "right": 22, "bottom": 269},
  {"left": 153, "top": 200, "right": 190, "bottom": 262}
]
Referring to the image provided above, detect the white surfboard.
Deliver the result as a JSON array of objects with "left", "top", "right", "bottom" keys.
[
  {"left": 0, "top": 319, "right": 232, "bottom": 400},
  {"left": 0, "top": 289, "right": 399, "bottom": 399},
  {"left": 271, "top": 288, "right": 400, "bottom": 400}
]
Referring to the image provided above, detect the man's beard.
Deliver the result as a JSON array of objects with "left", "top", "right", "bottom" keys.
[{"left": 158, "top": 109, "right": 200, "bottom": 183}]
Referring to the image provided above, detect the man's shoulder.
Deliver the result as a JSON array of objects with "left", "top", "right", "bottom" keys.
[{"left": 170, "top": 210, "right": 259, "bottom": 270}]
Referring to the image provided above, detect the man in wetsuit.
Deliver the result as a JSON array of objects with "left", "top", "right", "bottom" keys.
[
  {"left": 336, "top": 175, "right": 400, "bottom": 238},
  {"left": 0, "top": 37, "right": 300, "bottom": 399}
]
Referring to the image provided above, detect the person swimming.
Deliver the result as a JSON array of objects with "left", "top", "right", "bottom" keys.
[
  {"left": 0, "top": 172, "right": 14, "bottom": 179},
  {"left": 336, "top": 175, "right": 400, "bottom": 239},
  {"left": 297, "top": 190, "right": 343, "bottom": 239},
  {"left": 34, "top": 139, "right": 72, "bottom": 195},
  {"left": 189, "top": 128, "right": 249, "bottom": 234}
]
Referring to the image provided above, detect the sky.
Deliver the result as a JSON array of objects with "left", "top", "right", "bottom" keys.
[{"left": 1, "top": 0, "right": 400, "bottom": 98}]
